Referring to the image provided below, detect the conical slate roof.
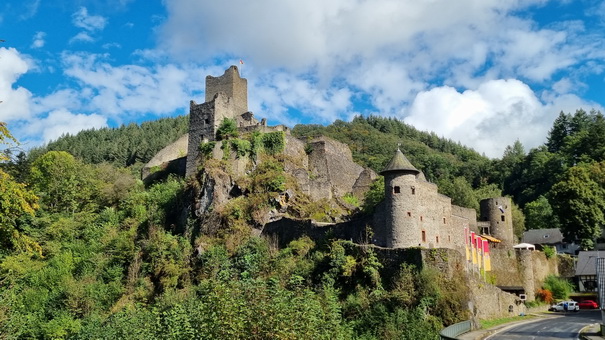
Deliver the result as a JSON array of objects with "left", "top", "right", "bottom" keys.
[{"left": 380, "top": 148, "right": 420, "bottom": 175}]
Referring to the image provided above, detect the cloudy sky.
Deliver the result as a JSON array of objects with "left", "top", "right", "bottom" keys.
[{"left": 1, "top": 0, "right": 605, "bottom": 158}]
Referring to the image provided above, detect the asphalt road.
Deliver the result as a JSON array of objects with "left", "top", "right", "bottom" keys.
[{"left": 487, "top": 310, "right": 601, "bottom": 340}]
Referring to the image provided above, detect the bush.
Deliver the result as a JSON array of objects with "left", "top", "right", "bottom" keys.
[
  {"left": 216, "top": 118, "right": 238, "bottom": 140},
  {"left": 543, "top": 245, "right": 556, "bottom": 259},
  {"left": 536, "top": 288, "right": 554, "bottom": 303},
  {"left": 542, "top": 275, "right": 573, "bottom": 300},
  {"left": 199, "top": 141, "right": 216, "bottom": 158}
]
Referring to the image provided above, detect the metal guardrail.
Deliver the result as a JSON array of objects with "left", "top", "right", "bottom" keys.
[{"left": 440, "top": 320, "right": 472, "bottom": 340}]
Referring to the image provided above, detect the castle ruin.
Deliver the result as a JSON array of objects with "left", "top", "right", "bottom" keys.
[{"left": 372, "top": 147, "right": 514, "bottom": 254}]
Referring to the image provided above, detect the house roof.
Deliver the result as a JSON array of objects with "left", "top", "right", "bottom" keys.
[
  {"left": 522, "top": 228, "right": 564, "bottom": 245},
  {"left": 380, "top": 148, "right": 420, "bottom": 175},
  {"left": 576, "top": 251, "right": 605, "bottom": 276}
]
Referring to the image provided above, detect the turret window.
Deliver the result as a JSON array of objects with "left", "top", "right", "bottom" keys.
[
  {"left": 411, "top": 186, "right": 416, "bottom": 195},
  {"left": 394, "top": 186, "right": 401, "bottom": 194}
]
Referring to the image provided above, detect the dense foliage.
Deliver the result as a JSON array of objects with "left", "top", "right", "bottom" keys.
[
  {"left": 498, "top": 109, "right": 605, "bottom": 247},
  {"left": 27, "top": 115, "right": 188, "bottom": 169},
  {"left": 0, "top": 121, "right": 472, "bottom": 339},
  {"left": 2, "top": 106, "right": 605, "bottom": 338}
]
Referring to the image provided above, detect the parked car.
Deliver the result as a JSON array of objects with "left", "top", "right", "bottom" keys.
[
  {"left": 578, "top": 300, "right": 599, "bottom": 309},
  {"left": 549, "top": 301, "right": 579, "bottom": 312}
]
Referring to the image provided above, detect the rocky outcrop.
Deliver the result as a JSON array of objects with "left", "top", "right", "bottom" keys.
[{"left": 288, "top": 135, "right": 377, "bottom": 202}]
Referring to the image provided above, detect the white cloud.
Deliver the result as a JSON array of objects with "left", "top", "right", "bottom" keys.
[
  {"left": 153, "top": 0, "right": 605, "bottom": 155},
  {"left": 30, "top": 32, "right": 46, "bottom": 49},
  {"left": 70, "top": 32, "right": 94, "bottom": 44},
  {"left": 70, "top": 7, "right": 107, "bottom": 44},
  {"left": 72, "top": 7, "right": 107, "bottom": 32},
  {"left": 404, "top": 79, "right": 602, "bottom": 158},
  {"left": 0, "top": 48, "right": 33, "bottom": 122},
  {"left": 20, "top": 0, "right": 40, "bottom": 20},
  {"left": 27, "top": 109, "right": 107, "bottom": 143},
  {"left": 61, "top": 52, "right": 204, "bottom": 118}
]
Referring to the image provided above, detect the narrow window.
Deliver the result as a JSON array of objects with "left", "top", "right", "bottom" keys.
[
  {"left": 422, "top": 230, "right": 426, "bottom": 242},
  {"left": 443, "top": 217, "right": 446, "bottom": 224},
  {"left": 436, "top": 236, "right": 439, "bottom": 243},
  {"left": 407, "top": 211, "right": 412, "bottom": 217},
  {"left": 420, "top": 216, "right": 423, "bottom": 222},
  {"left": 501, "top": 215, "right": 505, "bottom": 222},
  {"left": 204, "top": 118, "right": 210, "bottom": 124},
  {"left": 448, "top": 235, "right": 451, "bottom": 242},
  {"left": 394, "top": 186, "right": 401, "bottom": 194},
  {"left": 411, "top": 186, "right": 416, "bottom": 195}
]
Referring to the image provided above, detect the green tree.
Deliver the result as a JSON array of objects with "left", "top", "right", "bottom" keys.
[
  {"left": 511, "top": 201, "right": 526, "bottom": 241},
  {"left": 550, "top": 161, "right": 605, "bottom": 249},
  {"left": 0, "top": 169, "right": 40, "bottom": 253},
  {"left": 546, "top": 111, "right": 570, "bottom": 153},
  {"left": 0, "top": 124, "right": 40, "bottom": 254},
  {"left": 29, "top": 151, "right": 99, "bottom": 213},
  {"left": 438, "top": 176, "right": 478, "bottom": 211},
  {"left": 524, "top": 195, "right": 560, "bottom": 230}
]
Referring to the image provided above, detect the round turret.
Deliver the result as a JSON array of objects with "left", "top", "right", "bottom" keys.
[
  {"left": 381, "top": 149, "right": 421, "bottom": 248},
  {"left": 479, "top": 197, "right": 514, "bottom": 247}
]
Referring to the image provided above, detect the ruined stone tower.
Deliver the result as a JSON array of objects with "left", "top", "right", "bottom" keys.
[
  {"left": 380, "top": 148, "right": 422, "bottom": 248},
  {"left": 205, "top": 66, "right": 248, "bottom": 114},
  {"left": 480, "top": 197, "right": 514, "bottom": 247},
  {"left": 186, "top": 66, "right": 249, "bottom": 176}
]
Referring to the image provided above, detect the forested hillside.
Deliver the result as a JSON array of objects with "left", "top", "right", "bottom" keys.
[
  {"left": 28, "top": 115, "right": 189, "bottom": 168},
  {"left": 2, "top": 109, "right": 605, "bottom": 338},
  {"left": 0, "top": 121, "right": 468, "bottom": 339}
]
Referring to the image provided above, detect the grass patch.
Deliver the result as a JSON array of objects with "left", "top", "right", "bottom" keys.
[{"left": 480, "top": 315, "right": 534, "bottom": 329}]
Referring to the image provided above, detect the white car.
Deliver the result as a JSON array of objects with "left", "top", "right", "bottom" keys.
[{"left": 549, "top": 301, "right": 579, "bottom": 312}]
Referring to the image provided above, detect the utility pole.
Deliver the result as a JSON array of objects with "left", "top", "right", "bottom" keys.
[{"left": 596, "top": 256, "right": 605, "bottom": 335}]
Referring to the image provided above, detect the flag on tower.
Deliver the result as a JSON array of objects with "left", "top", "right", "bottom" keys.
[{"left": 239, "top": 59, "right": 244, "bottom": 65}]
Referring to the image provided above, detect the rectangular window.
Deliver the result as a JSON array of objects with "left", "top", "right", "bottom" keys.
[
  {"left": 394, "top": 186, "right": 401, "bottom": 194},
  {"left": 422, "top": 230, "right": 426, "bottom": 242},
  {"left": 443, "top": 217, "right": 446, "bottom": 224},
  {"left": 411, "top": 186, "right": 416, "bottom": 195},
  {"left": 501, "top": 215, "right": 505, "bottom": 222},
  {"left": 436, "top": 236, "right": 439, "bottom": 243},
  {"left": 407, "top": 211, "right": 412, "bottom": 217},
  {"left": 420, "top": 216, "right": 423, "bottom": 221}
]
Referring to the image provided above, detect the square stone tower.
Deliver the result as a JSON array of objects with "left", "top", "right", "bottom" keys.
[
  {"left": 186, "top": 66, "right": 248, "bottom": 177},
  {"left": 205, "top": 65, "right": 248, "bottom": 115}
]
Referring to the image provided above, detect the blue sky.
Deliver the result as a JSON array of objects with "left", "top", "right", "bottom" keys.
[{"left": 2, "top": 0, "right": 605, "bottom": 158}]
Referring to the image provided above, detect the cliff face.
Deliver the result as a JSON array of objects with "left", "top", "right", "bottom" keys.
[{"left": 191, "top": 134, "right": 377, "bottom": 235}]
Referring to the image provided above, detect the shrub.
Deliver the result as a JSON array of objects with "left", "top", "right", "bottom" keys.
[
  {"left": 260, "top": 131, "right": 285, "bottom": 155},
  {"left": 543, "top": 245, "right": 556, "bottom": 259},
  {"left": 536, "top": 288, "right": 554, "bottom": 304},
  {"left": 216, "top": 118, "right": 238, "bottom": 140},
  {"left": 342, "top": 193, "right": 360, "bottom": 207},
  {"left": 199, "top": 141, "right": 216, "bottom": 158},
  {"left": 542, "top": 275, "right": 573, "bottom": 300}
]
